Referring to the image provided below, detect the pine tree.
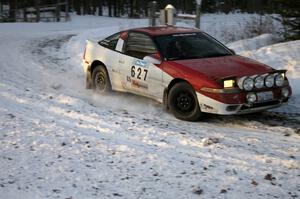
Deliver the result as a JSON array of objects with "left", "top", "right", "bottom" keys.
[{"left": 276, "top": 0, "right": 300, "bottom": 40}]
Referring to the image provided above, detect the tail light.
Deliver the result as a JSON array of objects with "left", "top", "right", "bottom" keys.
[{"left": 83, "top": 47, "right": 87, "bottom": 60}]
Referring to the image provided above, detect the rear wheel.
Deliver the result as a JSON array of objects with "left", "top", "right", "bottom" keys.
[
  {"left": 92, "top": 65, "right": 111, "bottom": 93},
  {"left": 168, "top": 82, "right": 202, "bottom": 121}
]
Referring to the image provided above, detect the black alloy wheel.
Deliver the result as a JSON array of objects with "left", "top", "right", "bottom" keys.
[{"left": 168, "top": 82, "right": 202, "bottom": 121}]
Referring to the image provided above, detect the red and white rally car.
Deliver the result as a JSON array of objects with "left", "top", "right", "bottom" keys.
[{"left": 82, "top": 26, "right": 292, "bottom": 121}]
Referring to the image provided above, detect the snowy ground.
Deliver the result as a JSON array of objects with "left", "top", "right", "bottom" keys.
[{"left": 0, "top": 14, "right": 299, "bottom": 199}]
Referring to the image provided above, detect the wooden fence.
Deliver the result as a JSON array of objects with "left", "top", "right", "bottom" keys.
[{"left": 0, "top": 1, "right": 70, "bottom": 22}]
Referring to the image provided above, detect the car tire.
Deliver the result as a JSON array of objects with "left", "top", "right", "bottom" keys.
[
  {"left": 168, "top": 82, "right": 202, "bottom": 121},
  {"left": 92, "top": 65, "right": 111, "bottom": 93}
]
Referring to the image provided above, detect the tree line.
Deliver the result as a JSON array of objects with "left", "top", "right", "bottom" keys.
[
  {"left": 1, "top": 0, "right": 299, "bottom": 40},
  {"left": 0, "top": 0, "right": 286, "bottom": 17}
]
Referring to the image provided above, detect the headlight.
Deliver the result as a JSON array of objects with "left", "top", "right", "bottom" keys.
[
  {"left": 254, "top": 75, "right": 264, "bottom": 89},
  {"left": 275, "top": 73, "right": 285, "bottom": 87},
  {"left": 223, "top": 80, "right": 235, "bottom": 88},
  {"left": 265, "top": 74, "right": 275, "bottom": 88},
  {"left": 243, "top": 77, "right": 254, "bottom": 91}
]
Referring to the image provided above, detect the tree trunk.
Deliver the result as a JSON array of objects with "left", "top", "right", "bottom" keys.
[
  {"left": 98, "top": 0, "right": 103, "bottom": 16},
  {"left": 56, "top": 0, "right": 60, "bottom": 22},
  {"left": 113, "top": 0, "right": 117, "bottom": 17},
  {"left": 65, "top": 0, "right": 70, "bottom": 21},
  {"left": 23, "top": 8, "right": 27, "bottom": 22},
  {"left": 35, "top": 0, "right": 40, "bottom": 22},
  {"left": 108, "top": 0, "right": 112, "bottom": 17},
  {"left": 74, "top": 0, "right": 81, "bottom": 15},
  {"left": 9, "top": 0, "right": 16, "bottom": 22},
  {"left": 129, "top": 0, "right": 133, "bottom": 17}
]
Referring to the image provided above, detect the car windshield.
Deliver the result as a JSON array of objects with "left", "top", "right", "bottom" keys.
[{"left": 154, "top": 32, "right": 233, "bottom": 60}]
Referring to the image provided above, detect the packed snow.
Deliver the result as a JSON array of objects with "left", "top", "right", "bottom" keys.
[
  {"left": 227, "top": 34, "right": 279, "bottom": 53},
  {"left": 0, "top": 14, "right": 299, "bottom": 199}
]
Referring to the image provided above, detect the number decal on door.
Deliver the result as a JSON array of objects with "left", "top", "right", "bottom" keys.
[
  {"left": 137, "top": 68, "right": 142, "bottom": 79},
  {"left": 131, "top": 66, "right": 135, "bottom": 77},
  {"left": 131, "top": 66, "right": 148, "bottom": 81}
]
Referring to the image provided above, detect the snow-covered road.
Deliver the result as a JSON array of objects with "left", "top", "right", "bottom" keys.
[{"left": 0, "top": 15, "right": 299, "bottom": 199}]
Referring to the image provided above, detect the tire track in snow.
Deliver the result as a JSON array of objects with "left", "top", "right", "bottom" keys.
[{"left": 1, "top": 23, "right": 299, "bottom": 199}]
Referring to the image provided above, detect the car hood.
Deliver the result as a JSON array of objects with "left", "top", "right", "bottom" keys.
[{"left": 168, "top": 55, "right": 274, "bottom": 80}]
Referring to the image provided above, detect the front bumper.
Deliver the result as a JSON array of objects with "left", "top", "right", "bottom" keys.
[{"left": 196, "top": 87, "right": 291, "bottom": 115}]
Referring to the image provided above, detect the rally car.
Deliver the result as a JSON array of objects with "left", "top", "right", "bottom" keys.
[{"left": 82, "top": 26, "right": 292, "bottom": 121}]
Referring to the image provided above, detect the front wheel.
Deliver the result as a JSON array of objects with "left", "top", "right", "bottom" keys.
[
  {"left": 92, "top": 65, "right": 111, "bottom": 93},
  {"left": 168, "top": 82, "right": 202, "bottom": 121}
]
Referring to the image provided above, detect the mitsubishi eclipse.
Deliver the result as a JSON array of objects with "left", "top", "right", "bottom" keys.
[{"left": 82, "top": 26, "right": 292, "bottom": 121}]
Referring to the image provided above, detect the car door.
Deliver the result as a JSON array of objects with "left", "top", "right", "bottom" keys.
[
  {"left": 98, "top": 32, "right": 124, "bottom": 90},
  {"left": 117, "top": 32, "right": 164, "bottom": 100}
]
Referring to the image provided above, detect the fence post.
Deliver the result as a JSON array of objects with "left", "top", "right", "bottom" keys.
[
  {"left": 165, "top": 4, "right": 176, "bottom": 25},
  {"left": 148, "top": 1, "right": 157, "bottom": 26},
  {"left": 195, "top": 0, "right": 202, "bottom": 29},
  {"left": 35, "top": 0, "right": 40, "bottom": 22}
]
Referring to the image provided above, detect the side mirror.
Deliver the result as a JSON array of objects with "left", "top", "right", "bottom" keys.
[
  {"left": 229, "top": 49, "right": 236, "bottom": 55},
  {"left": 143, "top": 53, "right": 162, "bottom": 65}
]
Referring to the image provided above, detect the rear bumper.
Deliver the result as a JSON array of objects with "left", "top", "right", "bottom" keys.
[
  {"left": 196, "top": 91, "right": 289, "bottom": 115},
  {"left": 82, "top": 60, "right": 92, "bottom": 89},
  {"left": 82, "top": 60, "right": 90, "bottom": 75}
]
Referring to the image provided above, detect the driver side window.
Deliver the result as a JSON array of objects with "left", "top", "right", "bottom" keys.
[{"left": 124, "top": 32, "right": 157, "bottom": 59}]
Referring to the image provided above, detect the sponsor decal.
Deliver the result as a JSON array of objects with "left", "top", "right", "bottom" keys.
[
  {"left": 173, "top": 33, "right": 197, "bottom": 37},
  {"left": 132, "top": 80, "right": 148, "bottom": 90},
  {"left": 133, "top": 59, "right": 148, "bottom": 68},
  {"left": 200, "top": 104, "right": 217, "bottom": 113}
]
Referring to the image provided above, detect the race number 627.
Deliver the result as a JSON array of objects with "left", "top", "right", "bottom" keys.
[{"left": 131, "top": 66, "right": 148, "bottom": 81}]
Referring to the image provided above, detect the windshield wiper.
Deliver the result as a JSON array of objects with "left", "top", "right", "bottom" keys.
[
  {"left": 168, "top": 55, "right": 203, "bottom": 61},
  {"left": 204, "top": 53, "right": 232, "bottom": 58}
]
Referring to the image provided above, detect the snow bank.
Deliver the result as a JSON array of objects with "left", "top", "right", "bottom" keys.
[
  {"left": 177, "top": 13, "right": 282, "bottom": 43},
  {"left": 227, "top": 34, "right": 279, "bottom": 52},
  {"left": 239, "top": 40, "right": 300, "bottom": 93},
  {"left": 228, "top": 38, "right": 300, "bottom": 113}
]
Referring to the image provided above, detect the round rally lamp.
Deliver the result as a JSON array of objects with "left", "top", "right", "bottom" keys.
[
  {"left": 275, "top": 73, "right": 285, "bottom": 87},
  {"left": 243, "top": 77, "right": 254, "bottom": 91},
  {"left": 246, "top": 93, "right": 257, "bottom": 103},
  {"left": 281, "top": 87, "right": 289, "bottom": 98},
  {"left": 237, "top": 77, "right": 246, "bottom": 90},
  {"left": 254, "top": 75, "right": 264, "bottom": 89},
  {"left": 265, "top": 74, "right": 275, "bottom": 88}
]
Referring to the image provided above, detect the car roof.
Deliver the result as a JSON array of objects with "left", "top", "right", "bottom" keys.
[{"left": 128, "top": 26, "right": 201, "bottom": 36}]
